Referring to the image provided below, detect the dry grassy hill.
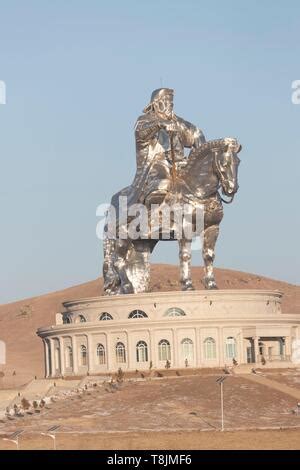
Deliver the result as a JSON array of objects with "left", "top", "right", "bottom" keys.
[{"left": 0, "top": 264, "right": 299, "bottom": 387}]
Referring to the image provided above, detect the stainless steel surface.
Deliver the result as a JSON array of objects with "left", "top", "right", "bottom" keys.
[{"left": 103, "top": 89, "right": 241, "bottom": 295}]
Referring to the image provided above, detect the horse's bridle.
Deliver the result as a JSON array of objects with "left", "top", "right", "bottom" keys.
[{"left": 213, "top": 150, "right": 235, "bottom": 205}]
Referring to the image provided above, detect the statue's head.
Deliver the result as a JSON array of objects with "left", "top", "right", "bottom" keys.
[{"left": 143, "top": 88, "right": 174, "bottom": 119}]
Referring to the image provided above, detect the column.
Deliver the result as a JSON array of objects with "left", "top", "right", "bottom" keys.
[
  {"left": 172, "top": 329, "right": 178, "bottom": 368},
  {"left": 87, "top": 334, "right": 94, "bottom": 374},
  {"left": 150, "top": 329, "right": 156, "bottom": 368},
  {"left": 253, "top": 336, "right": 260, "bottom": 363},
  {"left": 127, "top": 331, "right": 132, "bottom": 370},
  {"left": 238, "top": 332, "right": 244, "bottom": 364},
  {"left": 49, "top": 338, "right": 56, "bottom": 377},
  {"left": 71, "top": 335, "right": 79, "bottom": 375},
  {"left": 218, "top": 327, "right": 224, "bottom": 366},
  {"left": 284, "top": 335, "right": 291, "bottom": 359},
  {"left": 107, "top": 333, "right": 113, "bottom": 372},
  {"left": 44, "top": 340, "right": 49, "bottom": 378},
  {"left": 195, "top": 328, "right": 201, "bottom": 367},
  {"left": 59, "top": 337, "right": 65, "bottom": 376}
]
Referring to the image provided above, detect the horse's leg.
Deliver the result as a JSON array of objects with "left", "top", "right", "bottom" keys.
[
  {"left": 202, "top": 224, "right": 220, "bottom": 289},
  {"left": 179, "top": 238, "right": 194, "bottom": 291},
  {"left": 113, "top": 239, "right": 134, "bottom": 294},
  {"left": 127, "top": 240, "right": 152, "bottom": 293},
  {"left": 103, "top": 239, "right": 120, "bottom": 295}
]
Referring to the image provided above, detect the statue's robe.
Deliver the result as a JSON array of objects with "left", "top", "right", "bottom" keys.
[{"left": 109, "top": 111, "right": 205, "bottom": 236}]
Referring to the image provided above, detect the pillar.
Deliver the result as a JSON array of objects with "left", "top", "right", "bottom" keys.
[
  {"left": 195, "top": 328, "right": 201, "bottom": 367},
  {"left": 238, "top": 332, "right": 244, "bottom": 364},
  {"left": 107, "top": 333, "right": 113, "bottom": 372},
  {"left": 150, "top": 329, "right": 156, "bottom": 368},
  {"left": 49, "top": 338, "right": 56, "bottom": 377},
  {"left": 71, "top": 335, "right": 78, "bottom": 375},
  {"left": 172, "top": 329, "right": 178, "bottom": 368},
  {"left": 127, "top": 331, "right": 132, "bottom": 370},
  {"left": 87, "top": 334, "right": 94, "bottom": 373},
  {"left": 284, "top": 335, "right": 291, "bottom": 359},
  {"left": 44, "top": 340, "right": 49, "bottom": 378},
  {"left": 253, "top": 336, "right": 260, "bottom": 363},
  {"left": 59, "top": 337, "right": 65, "bottom": 376},
  {"left": 218, "top": 327, "right": 224, "bottom": 366}
]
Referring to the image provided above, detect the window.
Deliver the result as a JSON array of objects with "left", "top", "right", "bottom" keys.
[
  {"left": 158, "top": 339, "right": 171, "bottom": 361},
  {"left": 99, "top": 312, "right": 113, "bottom": 321},
  {"left": 116, "top": 342, "right": 126, "bottom": 363},
  {"left": 80, "top": 345, "right": 87, "bottom": 366},
  {"left": 129, "top": 310, "right": 148, "bottom": 319},
  {"left": 181, "top": 338, "right": 194, "bottom": 362},
  {"left": 225, "top": 337, "right": 237, "bottom": 359},
  {"left": 63, "top": 316, "right": 71, "bottom": 324},
  {"left": 76, "top": 315, "right": 86, "bottom": 323},
  {"left": 204, "top": 337, "right": 216, "bottom": 360},
  {"left": 164, "top": 307, "right": 186, "bottom": 317},
  {"left": 65, "top": 346, "right": 73, "bottom": 368},
  {"left": 136, "top": 341, "right": 148, "bottom": 362},
  {"left": 96, "top": 344, "right": 106, "bottom": 365}
]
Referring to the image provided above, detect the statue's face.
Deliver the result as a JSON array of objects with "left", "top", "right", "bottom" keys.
[{"left": 154, "top": 94, "right": 174, "bottom": 119}]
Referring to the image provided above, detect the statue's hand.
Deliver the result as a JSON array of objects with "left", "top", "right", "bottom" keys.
[{"left": 159, "top": 120, "right": 177, "bottom": 133}]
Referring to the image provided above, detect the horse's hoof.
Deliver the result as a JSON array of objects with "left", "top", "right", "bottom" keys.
[
  {"left": 181, "top": 282, "right": 195, "bottom": 291},
  {"left": 122, "top": 283, "right": 134, "bottom": 294},
  {"left": 203, "top": 279, "right": 218, "bottom": 290}
]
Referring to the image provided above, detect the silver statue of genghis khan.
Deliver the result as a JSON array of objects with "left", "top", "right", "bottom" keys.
[{"left": 103, "top": 88, "right": 242, "bottom": 295}]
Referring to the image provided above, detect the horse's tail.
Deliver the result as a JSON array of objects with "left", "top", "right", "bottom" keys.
[{"left": 103, "top": 233, "right": 119, "bottom": 295}]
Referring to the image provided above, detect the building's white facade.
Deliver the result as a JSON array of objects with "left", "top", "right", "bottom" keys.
[{"left": 37, "top": 290, "right": 300, "bottom": 377}]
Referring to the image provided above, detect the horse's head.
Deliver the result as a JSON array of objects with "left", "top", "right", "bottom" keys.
[{"left": 214, "top": 138, "right": 241, "bottom": 199}]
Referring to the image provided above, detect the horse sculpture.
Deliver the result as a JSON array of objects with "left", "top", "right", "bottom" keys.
[{"left": 103, "top": 137, "right": 241, "bottom": 295}]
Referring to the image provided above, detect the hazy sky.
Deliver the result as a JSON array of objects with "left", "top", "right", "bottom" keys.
[{"left": 0, "top": 1, "right": 299, "bottom": 304}]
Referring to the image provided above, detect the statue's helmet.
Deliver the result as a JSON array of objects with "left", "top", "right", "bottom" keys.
[{"left": 143, "top": 88, "right": 174, "bottom": 113}]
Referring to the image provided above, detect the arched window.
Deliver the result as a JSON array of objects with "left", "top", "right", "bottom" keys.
[
  {"left": 181, "top": 338, "right": 194, "bottom": 362},
  {"left": 164, "top": 307, "right": 186, "bottom": 317},
  {"left": 225, "top": 337, "right": 237, "bottom": 359},
  {"left": 116, "top": 342, "right": 126, "bottom": 363},
  {"left": 128, "top": 310, "right": 148, "bottom": 319},
  {"left": 99, "top": 312, "right": 113, "bottom": 321},
  {"left": 65, "top": 346, "right": 73, "bottom": 368},
  {"left": 76, "top": 315, "right": 86, "bottom": 323},
  {"left": 158, "top": 339, "right": 171, "bottom": 361},
  {"left": 204, "top": 337, "right": 216, "bottom": 360},
  {"left": 97, "top": 343, "right": 106, "bottom": 364},
  {"left": 80, "top": 345, "right": 87, "bottom": 366},
  {"left": 136, "top": 341, "right": 148, "bottom": 362},
  {"left": 63, "top": 316, "right": 71, "bottom": 324}
]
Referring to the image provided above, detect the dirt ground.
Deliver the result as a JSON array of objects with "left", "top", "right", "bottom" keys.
[
  {"left": 1, "top": 429, "right": 300, "bottom": 450},
  {"left": 1, "top": 373, "right": 300, "bottom": 450}
]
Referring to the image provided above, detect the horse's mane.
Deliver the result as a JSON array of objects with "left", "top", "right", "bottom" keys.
[{"left": 186, "top": 139, "right": 228, "bottom": 167}]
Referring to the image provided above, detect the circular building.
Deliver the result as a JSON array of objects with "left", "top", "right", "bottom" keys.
[{"left": 37, "top": 290, "right": 300, "bottom": 377}]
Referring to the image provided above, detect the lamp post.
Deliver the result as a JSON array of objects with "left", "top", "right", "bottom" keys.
[
  {"left": 216, "top": 376, "right": 227, "bottom": 431},
  {"left": 41, "top": 425, "right": 60, "bottom": 450},
  {"left": 3, "top": 430, "right": 24, "bottom": 450}
]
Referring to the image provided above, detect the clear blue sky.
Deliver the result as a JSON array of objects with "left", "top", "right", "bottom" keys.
[{"left": 0, "top": 1, "right": 299, "bottom": 304}]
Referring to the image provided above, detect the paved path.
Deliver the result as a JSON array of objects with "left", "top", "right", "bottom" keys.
[{"left": 242, "top": 374, "right": 300, "bottom": 400}]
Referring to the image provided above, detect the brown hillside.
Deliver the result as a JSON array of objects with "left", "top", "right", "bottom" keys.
[{"left": 0, "top": 264, "right": 299, "bottom": 387}]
